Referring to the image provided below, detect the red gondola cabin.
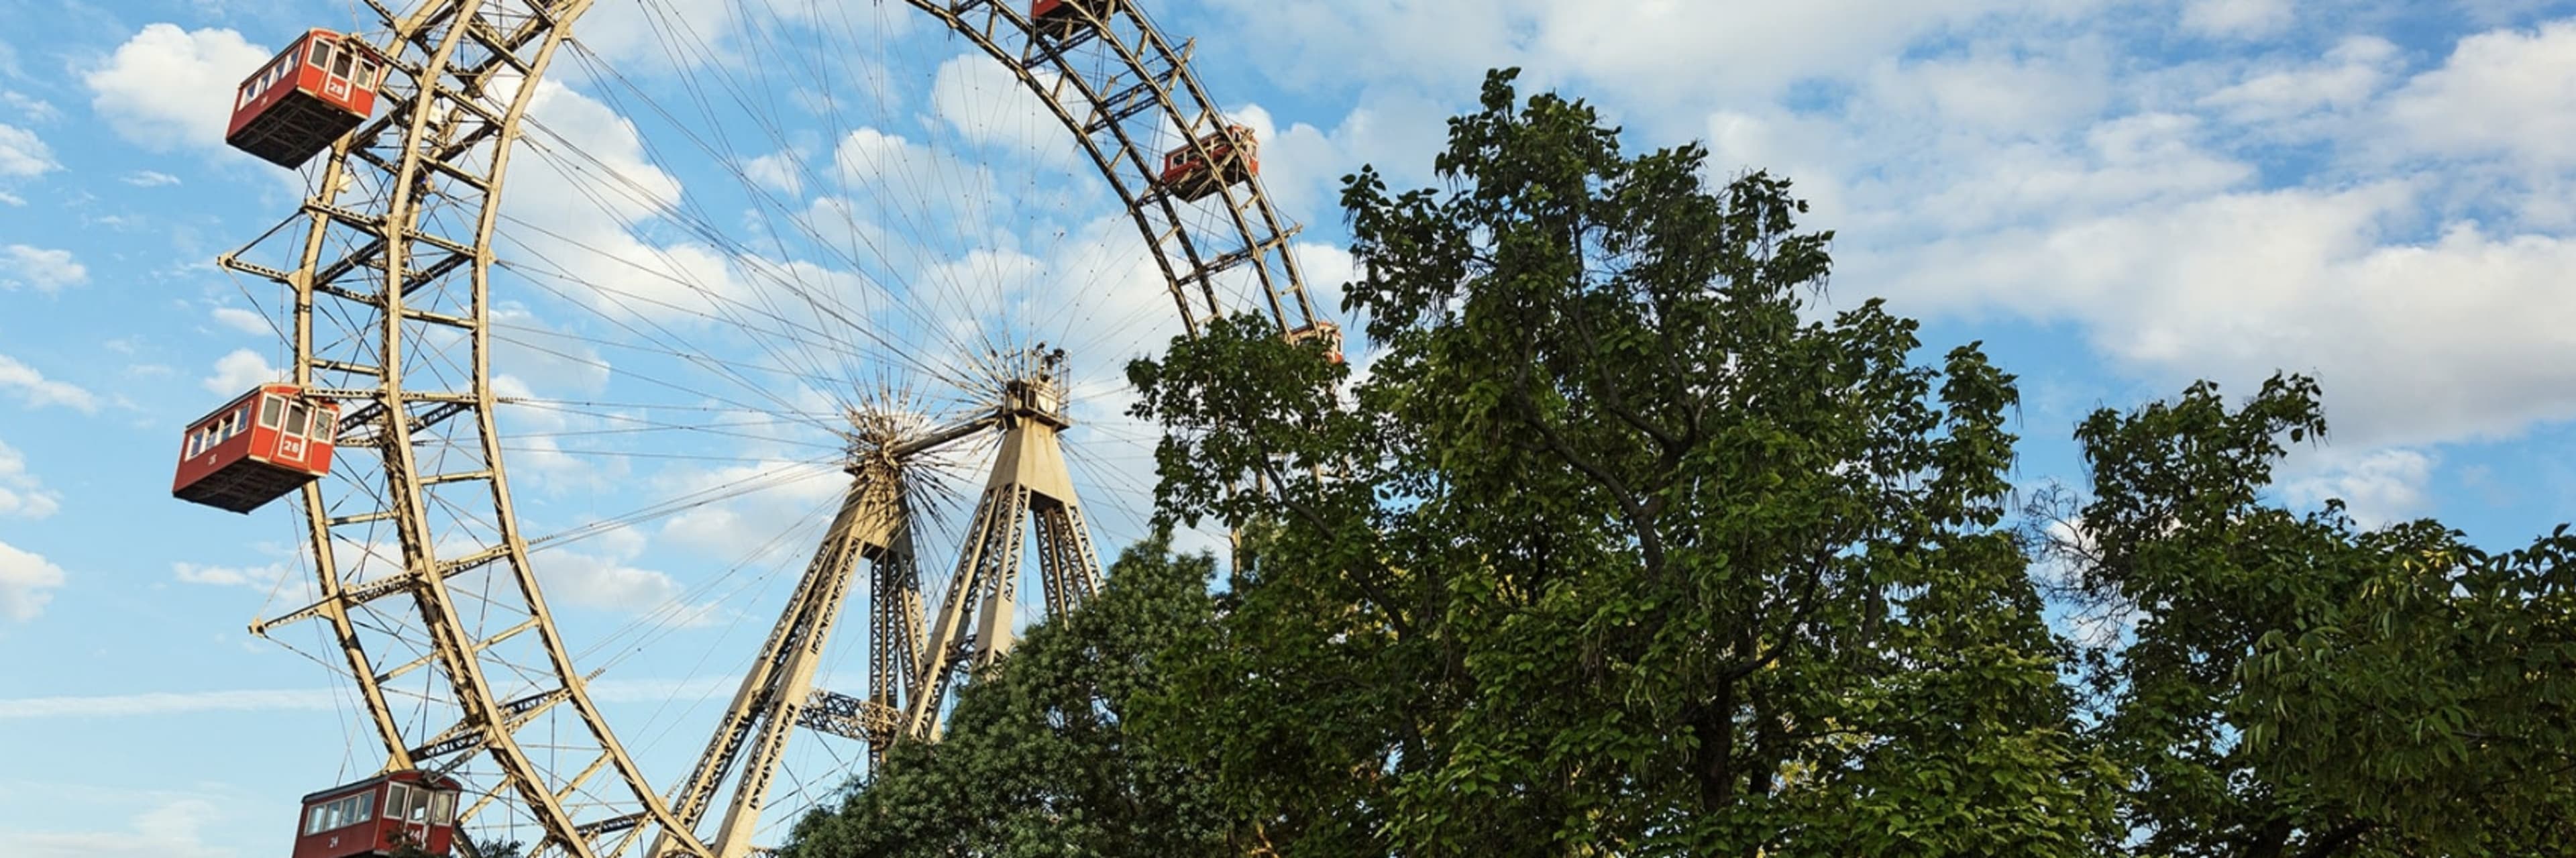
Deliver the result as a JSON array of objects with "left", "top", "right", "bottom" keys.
[
  {"left": 227, "top": 30, "right": 383, "bottom": 168},
  {"left": 1287, "top": 321, "right": 1346, "bottom": 365},
  {"left": 292, "top": 770, "right": 464, "bottom": 858},
  {"left": 172, "top": 384, "right": 340, "bottom": 513},
  {"left": 1157, "top": 124, "right": 1259, "bottom": 202},
  {"left": 1030, "top": 0, "right": 1117, "bottom": 39}
]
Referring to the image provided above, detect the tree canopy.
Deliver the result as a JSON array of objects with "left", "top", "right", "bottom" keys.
[
  {"left": 778, "top": 68, "right": 2574, "bottom": 858},
  {"left": 779, "top": 536, "right": 1234, "bottom": 858},
  {"left": 1122, "top": 67, "right": 2109, "bottom": 857},
  {"left": 2041, "top": 376, "right": 2576, "bottom": 857}
]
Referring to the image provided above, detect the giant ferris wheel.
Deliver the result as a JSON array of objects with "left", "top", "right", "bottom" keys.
[{"left": 182, "top": 1, "right": 1334, "bottom": 856}]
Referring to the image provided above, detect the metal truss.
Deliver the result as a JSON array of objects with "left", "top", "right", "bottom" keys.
[
  {"left": 665, "top": 364, "right": 1105, "bottom": 858},
  {"left": 220, "top": 1, "right": 1317, "bottom": 857}
]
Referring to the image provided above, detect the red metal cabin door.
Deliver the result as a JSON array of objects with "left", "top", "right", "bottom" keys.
[{"left": 276, "top": 400, "right": 314, "bottom": 467}]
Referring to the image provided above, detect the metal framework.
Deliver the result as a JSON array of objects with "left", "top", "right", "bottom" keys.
[{"left": 218, "top": 1, "right": 1317, "bottom": 857}]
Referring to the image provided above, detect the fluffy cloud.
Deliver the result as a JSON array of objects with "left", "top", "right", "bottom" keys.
[
  {"left": 2200, "top": 36, "right": 2399, "bottom": 123},
  {"left": 1881, "top": 181, "right": 2576, "bottom": 447},
  {"left": 2180, "top": 0, "right": 2296, "bottom": 38},
  {"left": 0, "top": 539, "right": 66, "bottom": 622},
  {"left": 1204, "top": 0, "right": 2110, "bottom": 134},
  {"left": 1, "top": 245, "right": 87, "bottom": 292},
  {"left": 2385, "top": 20, "right": 2576, "bottom": 168},
  {"left": 1181, "top": 5, "right": 2576, "bottom": 504},
  {"left": 500, "top": 78, "right": 750, "bottom": 323},
  {"left": 172, "top": 559, "right": 317, "bottom": 604},
  {"left": 0, "top": 439, "right": 60, "bottom": 520},
  {"left": 0, "top": 354, "right": 99, "bottom": 413},
  {"left": 2284, "top": 447, "right": 2438, "bottom": 529},
  {"left": 208, "top": 307, "right": 268, "bottom": 336},
  {"left": 85, "top": 23, "right": 270, "bottom": 151},
  {"left": 3, "top": 91, "right": 58, "bottom": 122},
  {"left": 535, "top": 525, "right": 722, "bottom": 626},
  {"left": 0, "top": 123, "right": 57, "bottom": 177},
  {"left": 743, "top": 150, "right": 804, "bottom": 196},
  {"left": 930, "top": 52, "right": 1072, "bottom": 163},
  {"left": 0, "top": 798, "right": 235, "bottom": 858},
  {"left": 1232, "top": 93, "right": 1451, "bottom": 219},
  {"left": 199, "top": 349, "right": 280, "bottom": 395}
]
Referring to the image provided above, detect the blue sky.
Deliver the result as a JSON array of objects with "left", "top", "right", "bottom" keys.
[{"left": 5, "top": 0, "right": 2576, "bottom": 855}]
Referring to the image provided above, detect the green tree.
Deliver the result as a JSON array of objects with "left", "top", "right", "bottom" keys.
[
  {"left": 780, "top": 535, "right": 1236, "bottom": 858},
  {"left": 1124, "top": 68, "right": 2112, "bottom": 857},
  {"left": 2043, "top": 376, "right": 2576, "bottom": 857},
  {"left": 388, "top": 830, "right": 519, "bottom": 858}
]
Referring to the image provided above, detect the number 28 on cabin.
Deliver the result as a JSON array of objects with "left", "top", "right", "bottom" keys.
[{"left": 225, "top": 29, "right": 383, "bottom": 168}]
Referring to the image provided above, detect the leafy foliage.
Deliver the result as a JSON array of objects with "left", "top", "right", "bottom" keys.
[
  {"left": 778, "top": 66, "right": 2576, "bottom": 858},
  {"left": 1124, "top": 68, "right": 2111, "bottom": 857},
  {"left": 780, "top": 536, "right": 1235, "bottom": 858},
  {"left": 2043, "top": 376, "right": 2576, "bottom": 857}
]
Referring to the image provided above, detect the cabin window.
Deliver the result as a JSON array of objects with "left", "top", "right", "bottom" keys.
[
  {"left": 354, "top": 58, "right": 378, "bottom": 89},
  {"left": 285, "top": 403, "right": 311, "bottom": 437},
  {"left": 229, "top": 406, "right": 251, "bottom": 438},
  {"left": 311, "top": 41, "right": 332, "bottom": 67},
  {"left": 382, "top": 783, "right": 453, "bottom": 823},
  {"left": 303, "top": 791, "right": 374, "bottom": 835},
  {"left": 385, "top": 784, "right": 418, "bottom": 822},
  {"left": 260, "top": 396, "right": 284, "bottom": 429},
  {"left": 331, "top": 50, "right": 355, "bottom": 81}
]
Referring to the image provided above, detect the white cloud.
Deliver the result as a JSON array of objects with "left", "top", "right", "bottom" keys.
[
  {"left": 1234, "top": 93, "right": 1452, "bottom": 219},
  {"left": 85, "top": 23, "right": 271, "bottom": 151},
  {"left": 0, "top": 354, "right": 99, "bottom": 413},
  {"left": 2385, "top": 19, "right": 2576, "bottom": 168},
  {"left": 1208, "top": 0, "right": 2110, "bottom": 135},
  {"left": 1, "top": 245, "right": 88, "bottom": 292},
  {"left": 208, "top": 307, "right": 269, "bottom": 336},
  {"left": 744, "top": 150, "right": 804, "bottom": 196},
  {"left": 0, "top": 123, "right": 57, "bottom": 176},
  {"left": 199, "top": 349, "right": 281, "bottom": 395},
  {"left": 0, "top": 539, "right": 66, "bottom": 622},
  {"left": 0, "top": 798, "right": 237, "bottom": 858},
  {"left": 2200, "top": 36, "right": 2399, "bottom": 122},
  {"left": 833, "top": 126, "right": 997, "bottom": 203},
  {"left": 2180, "top": 0, "right": 2295, "bottom": 38},
  {"left": 931, "top": 52, "right": 1072, "bottom": 163},
  {"left": 500, "top": 79, "right": 751, "bottom": 323},
  {"left": 120, "top": 170, "right": 180, "bottom": 187},
  {"left": 0, "top": 439, "right": 61, "bottom": 519},
  {"left": 172, "top": 561, "right": 315, "bottom": 604},
  {"left": 1882, "top": 180, "right": 2576, "bottom": 447},
  {"left": 535, "top": 523, "right": 722, "bottom": 625},
  {"left": 2284, "top": 447, "right": 2436, "bottom": 529},
  {"left": 3, "top": 91, "right": 58, "bottom": 121}
]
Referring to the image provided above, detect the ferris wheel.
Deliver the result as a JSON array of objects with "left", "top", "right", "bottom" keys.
[{"left": 184, "top": 1, "right": 1334, "bottom": 857}]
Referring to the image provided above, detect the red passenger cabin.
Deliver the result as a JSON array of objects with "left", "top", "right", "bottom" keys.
[
  {"left": 1157, "top": 124, "right": 1259, "bottom": 202},
  {"left": 292, "top": 770, "right": 464, "bottom": 858},
  {"left": 172, "top": 384, "right": 340, "bottom": 513},
  {"left": 1287, "top": 321, "right": 1346, "bottom": 365},
  {"left": 1030, "top": 0, "right": 1118, "bottom": 39},
  {"left": 227, "top": 30, "right": 383, "bottom": 168}
]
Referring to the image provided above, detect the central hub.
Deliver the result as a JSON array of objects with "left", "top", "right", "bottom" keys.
[
  {"left": 998, "top": 345, "right": 1071, "bottom": 430},
  {"left": 840, "top": 345, "right": 1077, "bottom": 474}
]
